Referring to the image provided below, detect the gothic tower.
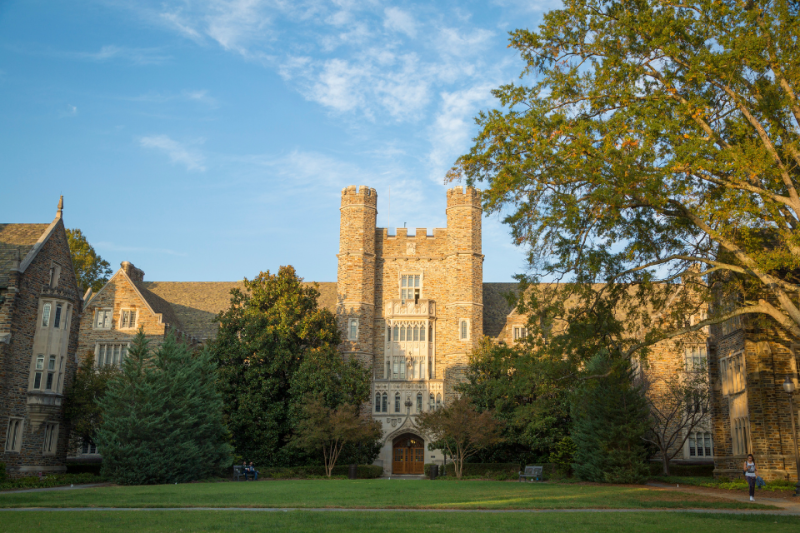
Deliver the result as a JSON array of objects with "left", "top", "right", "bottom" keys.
[{"left": 336, "top": 185, "right": 378, "bottom": 369}]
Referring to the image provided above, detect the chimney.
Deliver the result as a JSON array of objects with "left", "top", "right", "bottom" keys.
[{"left": 120, "top": 261, "right": 145, "bottom": 283}]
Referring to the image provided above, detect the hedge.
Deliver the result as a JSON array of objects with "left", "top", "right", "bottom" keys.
[
  {"left": 254, "top": 465, "right": 383, "bottom": 479},
  {"left": 0, "top": 473, "right": 103, "bottom": 491},
  {"left": 0, "top": 462, "right": 6, "bottom": 483},
  {"left": 422, "top": 463, "right": 561, "bottom": 478},
  {"left": 647, "top": 462, "right": 714, "bottom": 477},
  {"left": 66, "top": 462, "right": 103, "bottom": 476}
]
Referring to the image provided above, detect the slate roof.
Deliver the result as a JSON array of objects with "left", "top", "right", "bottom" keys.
[
  {"left": 0, "top": 223, "right": 49, "bottom": 288},
  {"left": 141, "top": 281, "right": 339, "bottom": 342},
  {"left": 142, "top": 280, "right": 520, "bottom": 343},
  {"left": 133, "top": 281, "right": 187, "bottom": 334}
]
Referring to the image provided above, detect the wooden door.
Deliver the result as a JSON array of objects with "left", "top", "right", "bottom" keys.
[{"left": 392, "top": 435, "right": 425, "bottom": 474}]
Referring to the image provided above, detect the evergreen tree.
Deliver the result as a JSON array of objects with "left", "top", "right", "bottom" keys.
[
  {"left": 211, "top": 266, "right": 372, "bottom": 466},
  {"left": 64, "top": 354, "right": 119, "bottom": 448},
  {"left": 96, "top": 330, "right": 232, "bottom": 484},
  {"left": 571, "top": 352, "right": 649, "bottom": 484}
]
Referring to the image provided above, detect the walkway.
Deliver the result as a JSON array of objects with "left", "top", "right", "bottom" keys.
[
  {"left": 0, "top": 507, "right": 798, "bottom": 516},
  {"left": 646, "top": 481, "right": 800, "bottom": 514}
]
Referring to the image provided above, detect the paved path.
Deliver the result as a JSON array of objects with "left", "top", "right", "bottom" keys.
[
  {"left": 646, "top": 482, "right": 800, "bottom": 514},
  {"left": 0, "top": 507, "right": 798, "bottom": 516}
]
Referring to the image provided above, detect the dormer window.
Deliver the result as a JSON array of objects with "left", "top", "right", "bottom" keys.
[
  {"left": 400, "top": 274, "right": 421, "bottom": 303},
  {"left": 513, "top": 327, "right": 527, "bottom": 341}
]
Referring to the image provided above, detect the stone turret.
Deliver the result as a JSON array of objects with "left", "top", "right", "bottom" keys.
[{"left": 337, "top": 185, "right": 378, "bottom": 369}]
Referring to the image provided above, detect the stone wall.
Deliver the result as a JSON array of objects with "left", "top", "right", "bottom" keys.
[{"left": 710, "top": 314, "right": 800, "bottom": 481}]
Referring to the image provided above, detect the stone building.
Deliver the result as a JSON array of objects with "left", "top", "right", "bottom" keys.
[
  {"left": 708, "top": 312, "right": 800, "bottom": 481},
  {"left": 69, "top": 185, "right": 718, "bottom": 475},
  {"left": 1, "top": 198, "right": 81, "bottom": 476}
]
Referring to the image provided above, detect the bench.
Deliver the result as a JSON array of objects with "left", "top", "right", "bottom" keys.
[
  {"left": 233, "top": 465, "right": 246, "bottom": 481},
  {"left": 519, "top": 465, "right": 543, "bottom": 482}
]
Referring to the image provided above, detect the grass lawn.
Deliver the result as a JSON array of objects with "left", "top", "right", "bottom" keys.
[
  {"left": 0, "top": 479, "right": 777, "bottom": 510},
  {"left": 0, "top": 510, "right": 798, "bottom": 532}
]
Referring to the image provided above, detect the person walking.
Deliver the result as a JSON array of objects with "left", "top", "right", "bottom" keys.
[{"left": 744, "top": 454, "right": 758, "bottom": 501}]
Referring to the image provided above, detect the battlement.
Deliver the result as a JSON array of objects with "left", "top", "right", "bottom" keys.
[
  {"left": 446, "top": 186, "right": 481, "bottom": 208},
  {"left": 341, "top": 185, "right": 378, "bottom": 208}
]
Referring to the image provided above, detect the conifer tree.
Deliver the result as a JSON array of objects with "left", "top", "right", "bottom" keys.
[
  {"left": 96, "top": 329, "right": 232, "bottom": 484},
  {"left": 571, "top": 352, "right": 650, "bottom": 484}
]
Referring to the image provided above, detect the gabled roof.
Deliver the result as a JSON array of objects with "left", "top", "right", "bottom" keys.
[
  {"left": 0, "top": 223, "right": 50, "bottom": 288},
  {"left": 87, "top": 268, "right": 187, "bottom": 334},
  {"left": 141, "top": 281, "right": 339, "bottom": 341}
]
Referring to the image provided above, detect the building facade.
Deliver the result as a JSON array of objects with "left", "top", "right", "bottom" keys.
[
  {"left": 66, "top": 186, "right": 725, "bottom": 476},
  {"left": 1, "top": 198, "right": 82, "bottom": 476},
  {"left": 708, "top": 313, "right": 800, "bottom": 481}
]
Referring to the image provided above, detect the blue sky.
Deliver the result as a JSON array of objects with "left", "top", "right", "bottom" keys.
[{"left": 1, "top": 0, "right": 557, "bottom": 283}]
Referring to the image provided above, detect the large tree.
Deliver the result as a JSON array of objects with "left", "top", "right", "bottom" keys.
[
  {"left": 452, "top": 0, "right": 800, "bottom": 353},
  {"left": 456, "top": 338, "right": 570, "bottom": 464},
  {"left": 211, "top": 266, "right": 372, "bottom": 467},
  {"left": 66, "top": 229, "right": 112, "bottom": 294}
]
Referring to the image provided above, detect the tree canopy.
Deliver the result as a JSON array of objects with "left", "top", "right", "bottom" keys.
[
  {"left": 63, "top": 354, "right": 119, "bottom": 448},
  {"left": 211, "top": 265, "right": 372, "bottom": 467},
  {"left": 67, "top": 228, "right": 112, "bottom": 294},
  {"left": 451, "top": 0, "right": 800, "bottom": 351}
]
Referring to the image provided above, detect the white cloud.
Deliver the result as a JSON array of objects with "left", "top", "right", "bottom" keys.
[
  {"left": 139, "top": 135, "right": 206, "bottom": 171},
  {"left": 427, "top": 84, "right": 496, "bottom": 183},
  {"left": 383, "top": 7, "right": 417, "bottom": 38},
  {"left": 79, "top": 45, "right": 171, "bottom": 65},
  {"left": 59, "top": 104, "right": 78, "bottom": 118}
]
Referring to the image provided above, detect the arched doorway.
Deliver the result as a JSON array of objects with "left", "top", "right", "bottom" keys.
[{"left": 392, "top": 433, "right": 424, "bottom": 474}]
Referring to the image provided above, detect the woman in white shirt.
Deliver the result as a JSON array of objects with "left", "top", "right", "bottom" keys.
[{"left": 743, "top": 454, "right": 758, "bottom": 501}]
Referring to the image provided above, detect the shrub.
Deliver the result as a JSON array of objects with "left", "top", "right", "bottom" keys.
[
  {"left": 254, "top": 465, "right": 382, "bottom": 479},
  {"left": 646, "top": 462, "right": 714, "bottom": 477},
  {"left": 0, "top": 473, "right": 102, "bottom": 491},
  {"left": 0, "top": 462, "right": 7, "bottom": 483}
]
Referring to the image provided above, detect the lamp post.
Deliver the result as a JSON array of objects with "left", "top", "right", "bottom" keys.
[{"left": 783, "top": 377, "right": 800, "bottom": 497}]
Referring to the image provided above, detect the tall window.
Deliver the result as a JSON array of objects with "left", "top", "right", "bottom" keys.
[
  {"left": 348, "top": 318, "right": 359, "bottom": 341},
  {"left": 94, "top": 309, "right": 112, "bottom": 330},
  {"left": 120, "top": 310, "right": 137, "bottom": 329},
  {"left": 436, "top": 393, "right": 442, "bottom": 409},
  {"left": 41, "top": 303, "right": 51, "bottom": 327},
  {"left": 460, "top": 319, "right": 469, "bottom": 340},
  {"left": 513, "top": 327, "right": 527, "bottom": 341},
  {"left": 429, "top": 393, "right": 435, "bottom": 410},
  {"left": 416, "top": 392, "right": 423, "bottom": 413},
  {"left": 685, "top": 345, "right": 707, "bottom": 371},
  {"left": 375, "top": 393, "right": 381, "bottom": 412},
  {"left": 395, "top": 393, "right": 401, "bottom": 413},
  {"left": 45, "top": 355, "right": 57, "bottom": 390},
  {"left": 392, "top": 356, "right": 406, "bottom": 379},
  {"left": 733, "top": 417, "right": 751, "bottom": 455},
  {"left": 688, "top": 431, "right": 713, "bottom": 457},
  {"left": 5, "top": 418, "right": 23, "bottom": 452},
  {"left": 42, "top": 423, "right": 58, "bottom": 454},
  {"left": 53, "top": 304, "right": 63, "bottom": 329},
  {"left": 96, "top": 343, "right": 128, "bottom": 367},
  {"left": 400, "top": 274, "right": 421, "bottom": 303},
  {"left": 33, "top": 355, "right": 45, "bottom": 389},
  {"left": 382, "top": 393, "right": 388, "bottom": 412},
  {"left": 720, "top": 351, "right": 746, "bottom": 395}
]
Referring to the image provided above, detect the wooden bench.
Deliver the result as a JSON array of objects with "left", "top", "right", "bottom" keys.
[
  {"left": 519, "top": 465, "right": 543, "bottom": 482},
  {"left": 233, "top": 465, "right": 246, "bottom": 481}
]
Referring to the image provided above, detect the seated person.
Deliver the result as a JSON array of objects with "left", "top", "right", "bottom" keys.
[
  {"left": 240, "top": 460, "right": 250, "bottom": 480},
  {"left": 247, "top": 461, "right": 259, "bottom": 481}
]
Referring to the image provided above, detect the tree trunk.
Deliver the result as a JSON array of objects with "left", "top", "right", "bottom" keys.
[{"left": 662, "top": 452, "right": 670, "bottom": 476}]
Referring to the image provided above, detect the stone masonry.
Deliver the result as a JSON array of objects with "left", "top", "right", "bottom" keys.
[{"left": 1, "top": 198, "right": 81, "bottom": 476}]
